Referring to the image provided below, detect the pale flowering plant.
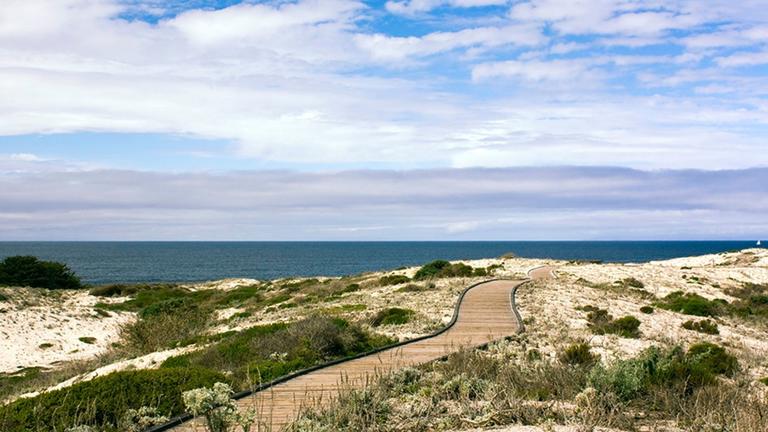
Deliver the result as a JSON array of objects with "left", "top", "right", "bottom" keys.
[
  {"left": 65, "top": 426, "right": 97, "bottom": 432},
  {"left": 121, "top": 406, "right": 170, "bottom": 432},
  {"left": 183, "top": 382, "right": 258, "bottom": 432}
]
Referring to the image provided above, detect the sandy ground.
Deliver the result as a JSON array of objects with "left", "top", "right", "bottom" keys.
[
  {"left": 2, "top": 249, "right": 766, "bottom": 404},
  {"left": 0, "top": 288, "right": 134, "bottom": 373}
]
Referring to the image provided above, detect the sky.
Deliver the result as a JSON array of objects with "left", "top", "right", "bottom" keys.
[{"left": 0, "top": 0, "right": 767, "bottom": 240}]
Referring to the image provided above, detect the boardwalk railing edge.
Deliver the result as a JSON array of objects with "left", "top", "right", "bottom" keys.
[{"left": 145, "top": 274, "right": 533, "bottom": 432}]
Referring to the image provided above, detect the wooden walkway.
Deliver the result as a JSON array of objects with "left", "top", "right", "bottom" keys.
[{"left": 170, "top": 267, "right": 553, "bottom": 432}]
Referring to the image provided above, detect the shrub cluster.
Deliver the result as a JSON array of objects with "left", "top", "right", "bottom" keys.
[
  {"left": 639, "top": 305, "right": 654, "bottom": 314},
  {"left": 378, "top": 275, "right": 410, "bottom": 286},
  {"left": 0, "top": 367, "right": 228, "bottom": 432},
  {"left": 727, "top": 283, "right": 768, "bottom": 319},
  {"left": 682, "top": 319, "right": 719, "bottom": 335},
  {"left": 583, "top": 307, "right": 641, "bottom": 338},
  {"left": 588, "top": 342, "right": 739, "bottom": 402},
  {"left": 370, "top": 307, "right": 415, "bottom": 327},
  {"left": 558, "top": 341, "right": 599, "bottom": 367},
  {"left": 0, "top": 256, "right": 82, "bottom": 290},
  {"left": 655, "top": 291, "right": 727, "bottom": 317}
]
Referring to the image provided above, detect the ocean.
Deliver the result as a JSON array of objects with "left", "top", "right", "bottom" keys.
[{"left": 0, "top": 241, "right": 759, "bottom": 285}]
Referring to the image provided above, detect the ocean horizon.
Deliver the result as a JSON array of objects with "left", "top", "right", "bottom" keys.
[{"left": 0, "top": 241, "right": 761, "bottom": 285}]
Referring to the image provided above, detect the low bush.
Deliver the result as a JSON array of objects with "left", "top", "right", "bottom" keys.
[
  {"left": 585, "top": 308, "right": 641, "bottom": 338},
  {"left": 213, "top": 284, "right": 263, "bottom": 306},
  {"left": 0, "top": 367, "right": 228, "bottom": 432},
  {"left": 655, "top": 291, "right": 727, "bottom": 317},
  {"left": 620, "top": 277, "right": 644, "bottom": 289},
  {"left": 414, "top": 260, "right": 475, "bottom": 280},
  {"left": 0, "top": 292, "right": 9, "bottom": 302},
  {"left": 378, "top": 275, "right": 410, "bottom": 286},
  {"left": 639, "top": 305, "right": 654, "bottom": 314},
  {"left": 396, "top": 283, "right": 432, "bottom": 293},
  {"left": 78, "top": 337, "right": 96, "bottom": 344},
  {"left": 727, "top": 283, "right": 768, "bottom": 319},
  {"left": 588, "top": 342, "right": 739, "bottom": 402},
  {"left": 682, "top": 319, "right": 719, "bottom": 335},
  {"left": 88, "top": 284, "right": 139, "bottom": 297},
  {"left": 0, "top": 256, "right": 82, "bottom": 289},
  {"left": 686, "top": 342, "right": 739, "bottom": 380},
  {"left": 121, "top": 305, "right": 211, "bottom": 354},
  {"left": 558, "top": 341, "right": 599, "bottom": 367},
  {"left": 370, "top": 307, "right": 415, "bottom": 326}
]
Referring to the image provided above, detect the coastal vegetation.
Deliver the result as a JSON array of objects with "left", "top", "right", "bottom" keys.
[
  {"left": 2, "top": 250, "right": 767, "bottom": 431},
  {"left": 0, "top": 256, "right": 82, "bottom": 290},
  {"left": 0, "top": 367, "right": 227, "bottom": 432},
  {"left": 370, "top": 307, "right": 415, "bottom": 327},
  {"left": 682, "top": 318, "right": 720, "bottom": 334},
  {"left": 579, "top": 306, "right": 641, "bottom": 338},
  {"left": 655, "top": 291, "right": 727, "bottom": 316},
  {"left": 289, "top": 340, "right": 756, "bottom": 431}
]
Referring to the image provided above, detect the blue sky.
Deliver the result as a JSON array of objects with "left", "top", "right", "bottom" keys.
[{"left": 0, "top": 0, "right": 767, "bottom": 239}]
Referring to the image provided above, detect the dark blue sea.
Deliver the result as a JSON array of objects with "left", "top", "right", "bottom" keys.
[{"left": 0, "top": 241, "right": 760, "bottom": 285}]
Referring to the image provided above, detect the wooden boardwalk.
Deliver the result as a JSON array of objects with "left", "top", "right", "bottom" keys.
[{"left": 170, "top": 267, "right": 553, "bottom": 432}]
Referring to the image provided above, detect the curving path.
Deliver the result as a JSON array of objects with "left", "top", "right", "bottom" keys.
[{"left": 165, "top": 267, "right": 554, "bottom": 432}]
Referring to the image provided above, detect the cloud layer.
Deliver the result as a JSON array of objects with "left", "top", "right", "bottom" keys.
[{"left": 1, "top": 160, "right": 766, "bottom": 240}]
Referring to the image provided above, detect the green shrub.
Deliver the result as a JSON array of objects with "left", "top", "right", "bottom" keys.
[
  {"left": 378, "top": 275, "right": 410, "bottom": 286},
  {"left": 370, "top": 308, "right": 415, "bottom": 326},
  {"left": 588, "top": 343, "right": 739, "bottom": 402},
  {"left": 414, "top": 260, "right": 450, "bottom": 279},
  {"left": 655, "top": 291, "right": 726, "bottom": 317},
  {"left": 38, "top": 343, "right": 53, "bottom": 349},
  {"left": 760, "top": 377, "right": 768, "bottom": 386},
  {"left": 214, "top": 284, "right": 263, "bottom": 306},
  {"left": 0, "top": 292, "right": 8, "bottom": 302},
  {"left": 640, "top": 305, "right": 654, "bottom": 314},
  {"left": 585, "top": 309, "right": 641, "bottom": 338},
  {"left": 727, "top": 283, "right": 768, "bottom": 319},
  {"left": 0, "top": 256, "right": 82, "bottom": 289},
  {"left": 604, "top": 316, "right": 641, "bottom": 338},
  {"left": 686, "top": 342, "right": 739, "bottom": 381},
  {"left": 589, "top": 357, "right": 647, "bottom": 401},
  {"left": 78, "top": 337, "right": 97, "bottom": 344},
  {"left": 472, "top": 267, "right": 488, "bottom": 276},
  {"left": 682, "top": 319, "right": 719, "bottom": 335},
  {"left": 0, "top": 367, "right": 227, "bottom": 432},
  {"left": 558, "top": 341, "right": 599, "bottom": 367},
  {"left": 414, "top": 260, "right": 475, "bottom": 280}
]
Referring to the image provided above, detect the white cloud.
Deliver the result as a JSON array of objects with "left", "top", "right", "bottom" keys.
[
  {"left": 471, "top": 58, "right": 592, "bottom": 81},
  {"left": 716, "top": 50, "right": 768, "bottom": 67},
  {"left": 385, "top": 0, "right": 507, "bottom": 15},
  {"left": 355, "top": 23, "right": 544, "bottom": 61}
]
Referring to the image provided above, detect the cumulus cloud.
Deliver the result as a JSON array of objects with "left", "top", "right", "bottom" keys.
[
  {"left": 1, "top": 0, "right": 768, "bottom": 172},
  {"left": 0, "top": 166, "right": 766, "bottom": 240}
]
